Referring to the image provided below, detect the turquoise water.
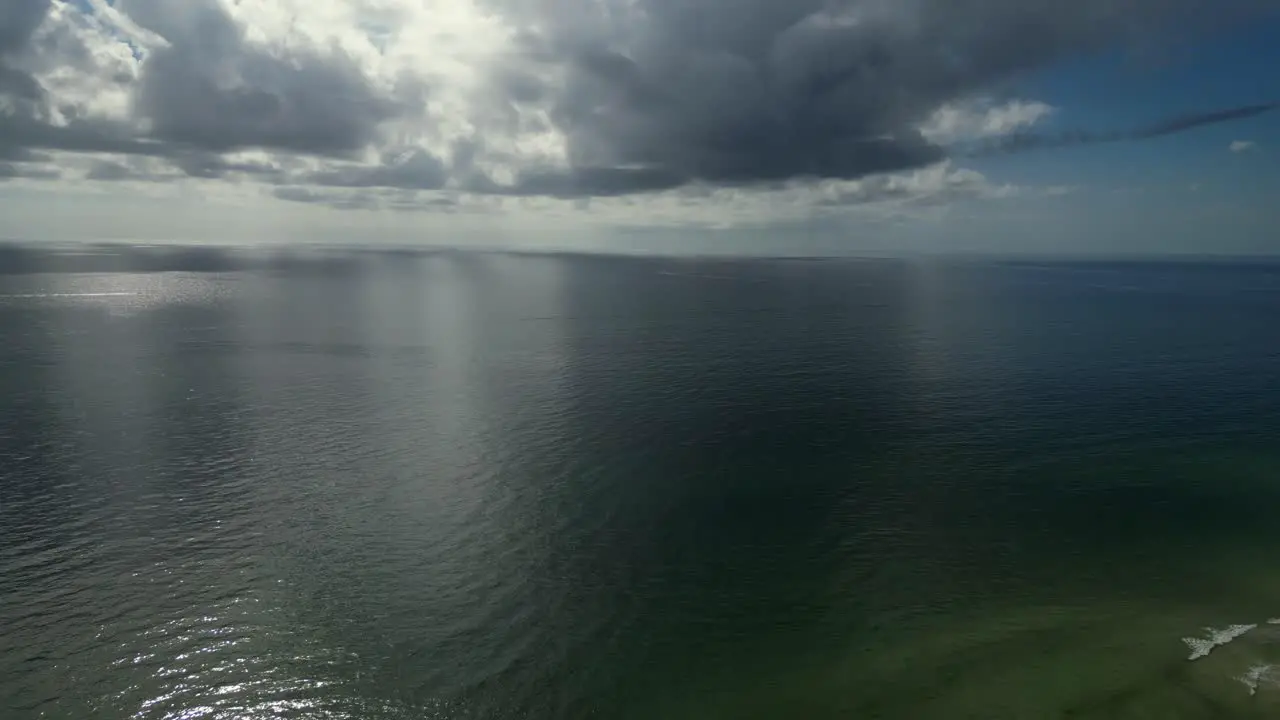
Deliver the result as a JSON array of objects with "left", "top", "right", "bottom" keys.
[{"left": 1, "top": 248, "right": 1279, "bottom": 718}]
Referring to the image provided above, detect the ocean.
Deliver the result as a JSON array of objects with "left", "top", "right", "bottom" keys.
[{"left": 2, "top": 245, "right": 1279, "bottom": 719}]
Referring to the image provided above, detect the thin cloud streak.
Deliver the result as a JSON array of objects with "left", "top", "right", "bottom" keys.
[{"left": 962, "top": 102, "right": 1278, "bottom": 157}]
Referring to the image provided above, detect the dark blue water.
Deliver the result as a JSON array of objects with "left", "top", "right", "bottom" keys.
[{"left": 2, "top": 246, "right": 1279, "bottom": 719}]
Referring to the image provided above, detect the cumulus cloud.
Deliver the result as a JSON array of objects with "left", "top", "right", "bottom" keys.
[
  {"left": 124, "top": 0, "right": 400, "bottom": 156},
  {"left": 0, "top": 1, "right": 53, "bottom": 113},
  {"left": 919, "top": 100, "right": 1055, "bottom": 145},
  {"left": 0, "top": 0, "right": 1275, "bottom": 213},
  {"left": 811, "top": 162, "right": 1016, "bottom": 207},
  {"left": 1230, "top": 140, "right": 1257, "bottom": 153}
]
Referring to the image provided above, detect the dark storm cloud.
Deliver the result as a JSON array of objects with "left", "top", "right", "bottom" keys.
[
  {"left": 966, "top": 103, "right": 1280, "bottom": 156},
  {"left": 485, "top": 0, "right": 1275, "bottom": 196},
  {"left": 0, "top": 63, "right": 43, "bottom": 102},
  {"left": 0, "top": 0, "right": 50, "bottom": 57},
  {"left": 0, "top": 0, "right": 162, "bottom": 164},
  {"left": 120, "top": 0, "right": 400, "bottom": 156},
  {"left": 0, "top": 113, "right": 167, "bottom": 157},
  {"left": 0, "top": 0, "right": 52, "bottom": 125},
  {"left": 0, "top": 0, "right": 416, "bottom": 187},
  {"left": 2, "top": 0, "right": 1277, "bottom": 201},
  {"left": 0, "top": 146, "right": 50, "bottom": 163}
]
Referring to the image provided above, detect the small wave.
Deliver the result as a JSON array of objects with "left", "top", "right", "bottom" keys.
[
  {"left": 1183, "top": 624, "right": 1257, "bottom": 660},
  {"left": 1269, "top": 618, "right": 1280, "bottom": 625}
]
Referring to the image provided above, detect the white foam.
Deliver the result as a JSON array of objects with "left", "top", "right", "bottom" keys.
[
  {"left": 1183, "top": 624, "right": 1257, "bottom": 661},
  {"left": 1238, "top": 664, "right": 1276, "bottom": 696},
  {"left": 1269, "top": 618, "right": 1280, "bottom": 625}
]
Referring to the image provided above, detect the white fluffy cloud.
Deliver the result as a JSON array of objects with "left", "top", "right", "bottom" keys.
[
  {"left": 0, "top": 0, "right": 1272, "bottom": 227},
  {"left": 919, "top": 100, "right": 1055, "bottom": 145}
]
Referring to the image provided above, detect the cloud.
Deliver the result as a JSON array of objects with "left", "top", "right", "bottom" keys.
[
  {"left": 0, "top": 161, "right": 61, "bottom": 181},
  {"left": 304, "top": 150, "right": 449, "bottom": 190},
  {"left": 811, "top": 161, "right": 1014, "bottom": 207},
  {"left": 967, "top": 103, "right": 1278, "bottom": 156},
  {"left": 920, "top": 100, "right": 1055, "bottom": 145},
  {"left": 84, "top": 159, "right": 141, "bottom": 181},
  {"left": 271, "top": 185, "right": 460, "bottom": 212},
  {"left": 83, "top": 157, "right": 182, "bottom": 182},
  {"left": 0, "top": 1, "right": 50, "bottom": 59},
  {"left": 1230, "top": 140, "right": 1257, "bottom": 153},
  {"left": 0, "top": 146, "right": 52, "bottom": 163},
  {"left": 272, "top": 186, "right": 365, "bottom": 208},
  {"left": 0, "top": 1, "right": 54, "bottom": 122},
  {"left": 124, "top": 0, "right": 400, "bottom": 156},
  {"left": 0, "top": 0, "right": 1275, "bottom": 211},
  {"left": 473, "top": 0, "right": 1272, "bottom": 196},
  {"left": 578, "top": 160, "right": 1021, "bottom": 230}
]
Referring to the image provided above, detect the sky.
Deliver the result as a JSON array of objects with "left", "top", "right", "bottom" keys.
[{"left": 0, "top": 0, "right": 1277, "bottom": 255}]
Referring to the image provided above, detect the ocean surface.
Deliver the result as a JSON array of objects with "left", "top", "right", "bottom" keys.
[{"left": 2, "top": 245, "right": 1280, "bottom": 719}]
